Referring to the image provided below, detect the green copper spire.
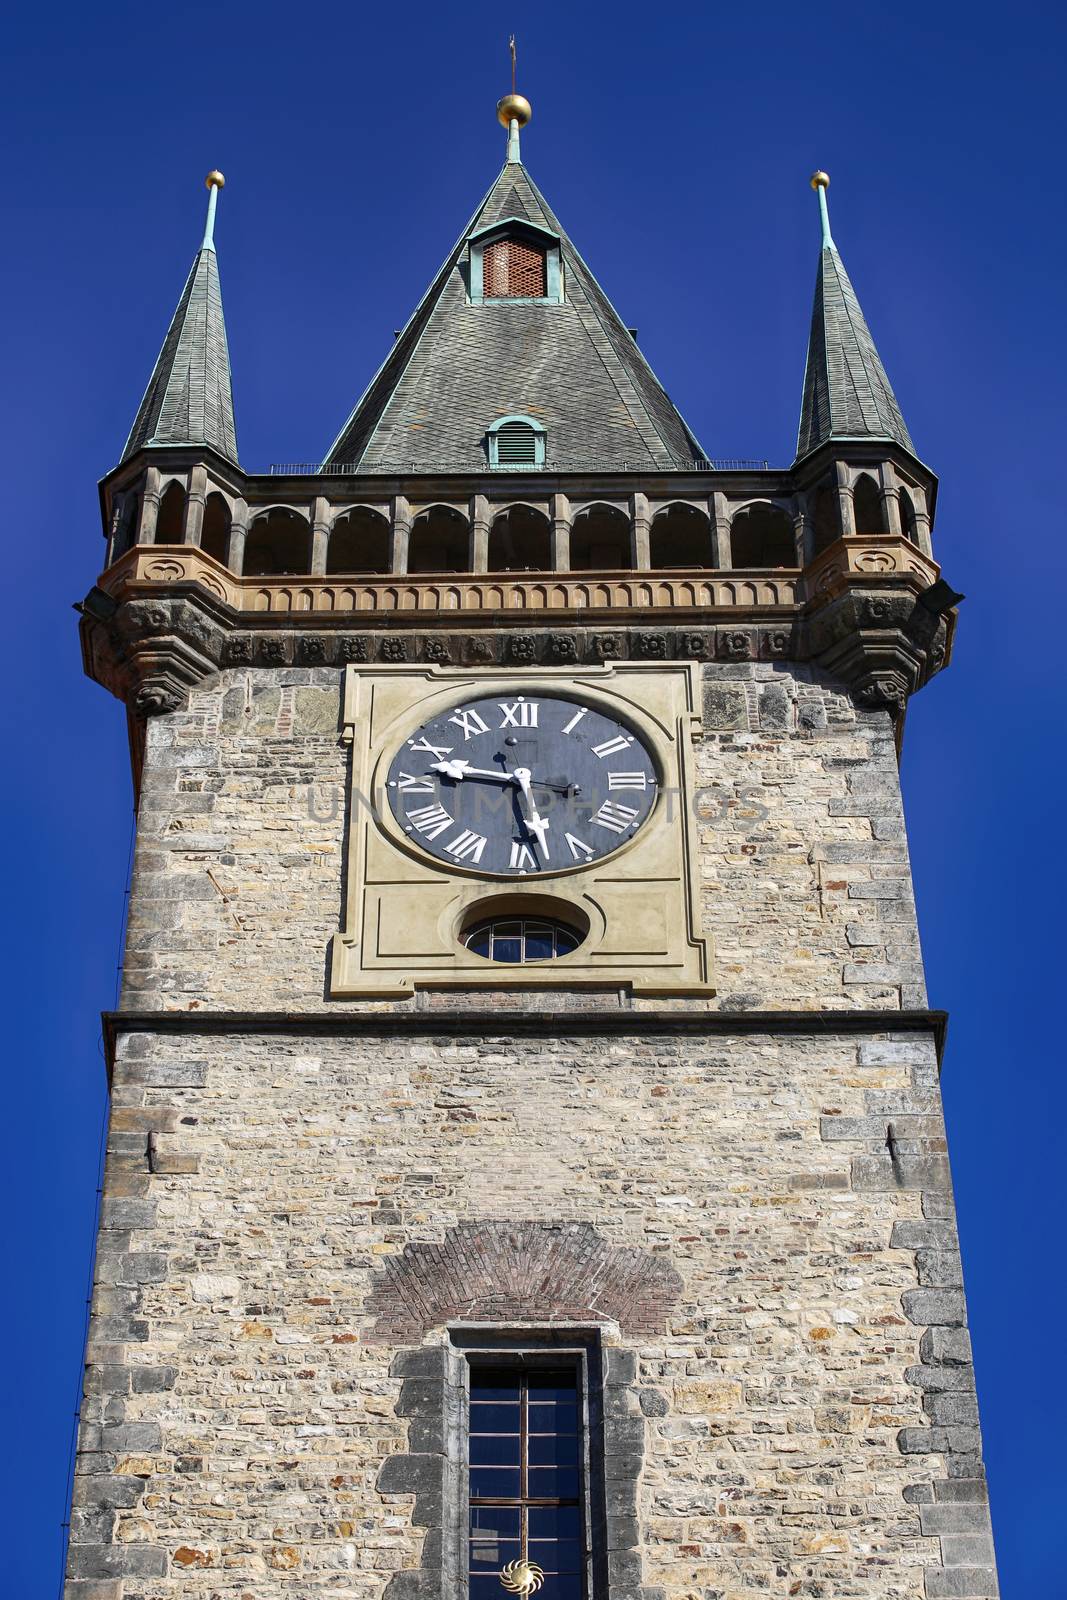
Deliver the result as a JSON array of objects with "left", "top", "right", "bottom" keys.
[
  {"left": 796, "top": 171, "right": 914, "bottom": 462},
  {"left": 121, "top": 172, "right": 239, "bottom": 465}
]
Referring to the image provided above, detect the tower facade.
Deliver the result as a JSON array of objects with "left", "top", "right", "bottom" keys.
[{"left": 68, "top": 111, "right": 998, "bottom": 1600}]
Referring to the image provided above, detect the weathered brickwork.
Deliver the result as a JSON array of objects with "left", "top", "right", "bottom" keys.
[
  {"left": 120, "top": 663, "right": 924, "bottom": 1014},
  {"left": 67, "top": 1022, "right": 995, "bottom": 1600}
]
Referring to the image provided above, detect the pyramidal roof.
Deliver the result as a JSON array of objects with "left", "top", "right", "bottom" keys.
[
  {"left": 796, "top": 178, "right": 913, "bottom": 461},
  {"left": 325, "top": 151, "right": 705, "bottom": 471},
  {"left": 122, "top": 178, "right": 238, "bottom": 464}
]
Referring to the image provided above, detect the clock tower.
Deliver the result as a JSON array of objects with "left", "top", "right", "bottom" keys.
[{"left": 68, "top": 99, "right": 999, "bottom": 1600}]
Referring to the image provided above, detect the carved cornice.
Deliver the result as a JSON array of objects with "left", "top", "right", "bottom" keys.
[{"left": 80, "top": 536, "right": 959, "bottom": 738}]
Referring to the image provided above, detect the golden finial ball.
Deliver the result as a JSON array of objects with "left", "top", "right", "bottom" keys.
[
  {"left": 810, "top": 170, "right": 830, "bottom": 190},
  {"left": 497, "top": 93, "right": 532, "bottom": 128},
  {"left": 205, "top": 170, "right": 226, "bottom": 190}
]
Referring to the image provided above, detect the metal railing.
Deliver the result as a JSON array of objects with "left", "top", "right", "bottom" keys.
[{"left": 267, "top": 457, "right": 773, "bottom": 476}]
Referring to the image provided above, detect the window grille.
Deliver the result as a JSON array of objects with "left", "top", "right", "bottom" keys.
[
  {"left": 464, "top": 919, "right": 581, "bottom": 963},
  {"left": 468, "top": 1368, "right": 584, "bottom": 1600},
  {"left": 484, "top": 237, "right": 547, "bottom": 298}
]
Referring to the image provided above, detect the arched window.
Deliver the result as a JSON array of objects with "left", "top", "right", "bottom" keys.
[
  {"left": 464, "top": 917, "right": 582, "bottom": 963},
  {"left": 811, "top": 485, "right": 839, "bottom": 556},
  {"left": 729, "top": 504, "right": 796, "bottom": 568},
  {"left": 488, "top": 415, "right": 546, "bottom": 470},
  {"left": 488, "top": 506, "right": 552, "bottom": 571},
  {"left": 898, "top": 487, "right": 918, "bottom": 543},
  {"left": 200, "top": 493, "right": 230, "bottom": 565},
  {"left": 570, "top": 504, "right": 631, "bottom": 570},
  {"left": 112, "top": 490, "right": 141, "bottom": 559},
  {"left": 328, "top": 507, "right": 390, "bottom": 575},
  {"left": 408, "top": 506, "right": 470, "bottom": 574},
  {"left": 649, "top": 504, "right": 712, "bottom": 569},
  {"left": 852, "top": 473, "right": 886, "bottom": 534},
  {"left": 484, "top": 237, "right": 547, "bottom": 298},
  {"left": 156, "top": 480, "right": 185, "bottom": 543},
  {"left": 244, "top": 509, "right": 312, "bottom": 576}
]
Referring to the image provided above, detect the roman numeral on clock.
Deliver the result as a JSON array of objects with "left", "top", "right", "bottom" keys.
[
  {"left": 405, "top": 802, "right": 453, "bottom": 839},
  {"left": 499, "top": 700, "right": 539, "bottom": 728},
  {"left": 408, "top": 737, "right": 453, "bottom": 760},
  {"left": 396, "top": 771, "right": 435, "bottom": 794},
  {"left": 592, "top": 734, "right": 633, "bottom": 758},
  {"left": 509, "top": 841, "right": 537, "bottom": 870},
  {"left": 607, "top": 771, "right": 649, "bottom": 791},
  {"left": 448, "top": 706, "right": 489, "bottom": 740},
  {"left": 592, "top": 801, "right": 640, "bottom": 834},
  {"left": 445, "top": 829, "right": 488, "bottom": 863},
  {"left": 561, "top": 707, "right": 588, "bottom": 735},
  {"left": 565, "top": 833, "right": 595, "bottom": 861}
]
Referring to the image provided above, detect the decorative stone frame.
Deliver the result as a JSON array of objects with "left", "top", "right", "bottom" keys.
[
  {"left": 378, "top": 1329, "right": 660, "bottom": 1600},
  {"left": 329, "top": 661, "right": 713, "bottom": 997},
  {"left": 468, "top": 217, "right": 564, "bottom": 305}
]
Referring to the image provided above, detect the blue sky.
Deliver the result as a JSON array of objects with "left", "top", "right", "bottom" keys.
[{"left": 2, "top": 1, "right": 1064, "bottom": 1594}]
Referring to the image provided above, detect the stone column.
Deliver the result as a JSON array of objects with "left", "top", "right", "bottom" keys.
[
  {"left": 631, "top": 492, "right": 651, "bottom": 569},
  {"left": 310, "top": 497, "right": 331, "bottom": 576},
  {"left": 471, "top": 494, "right": 490, "bottom": 573},
  {"left": 551, "top": 492, "right": 571, "bottom": 572},
  {"left": 794, "top": 502, "right": 812, "bottom": 567},
  {"left": 182, "top": 465, "right": 208, "bottom": 547},
  {"left": 879, "top": 465, "right": 902, "bottom": 537},
  {"left": 226, "top": 497, "right": 248, "bottom": 575},
  {"left": 711, "top": 491, "right": 732, "bottom": 569},
  {"left": 391, "top": 495, "right": 412, "bottom": 575},
  {"left": 835, "top": 460, "right": 856, "bottom": 537},
  {"left": 911, "top": 486, "right": 934, "bottom": 557},
  {"left": 140, "top": 466, "right": 162, "bottom": 545}
]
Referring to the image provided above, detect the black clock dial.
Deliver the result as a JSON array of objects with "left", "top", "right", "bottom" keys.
[{"left": 384, "top": 692, "right": 657, "bottom": 876}]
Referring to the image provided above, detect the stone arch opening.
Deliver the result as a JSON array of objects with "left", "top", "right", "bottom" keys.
[
  {"left": 244, "top": 508, "right": 312, "bottom": 576},
  {"left": 488, "top": 505, "right": 552, "bottom": 571},
  {"left": 852, "top": 473, "right": 886, "bottom": 533},
  {"left": 200, "top": 493, "right": 230, "bottom": 565},
  {"left": 730, "top": 503, "right": 796, "bottom": 568},
  {"left": 898, "top": 486, "right": 918, "bottom": 542},
  {"left": 408, "top": 507, "right": 470, "bottom": 574},
  {"left": 811, "top": 484, "right": 839, "bottom": 556},
  {"left": 328, "top": 507, "right": 390, "bottom": 574},
  {"left": 156, "top": 480, "right": 185, "bottom": 543},
  {"left": 113, "top": 490, "right": 141, "bottom": 559},
  {"left": 650, "top": 503, "right": 712, "bottom": 568},
  {"left": 570, "top": 504, "right": 631, "bottom": 571}
]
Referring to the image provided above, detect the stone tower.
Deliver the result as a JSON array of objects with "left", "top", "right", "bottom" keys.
[{"left": 68, "top": 101, "right": 999, "bottom": 1600}]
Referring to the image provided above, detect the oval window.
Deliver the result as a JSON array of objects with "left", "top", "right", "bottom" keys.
[{"left": 463, "top": 917, "right": 583, "bottom": 963}]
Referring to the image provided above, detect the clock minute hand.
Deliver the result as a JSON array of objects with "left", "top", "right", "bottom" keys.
[{"left": 430, "top": 760, "right": 515, "bottom": 785}]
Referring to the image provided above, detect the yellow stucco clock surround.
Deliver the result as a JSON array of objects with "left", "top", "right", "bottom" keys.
[{"left": 329, "top": 660, "right": 714, "bottom": 998}]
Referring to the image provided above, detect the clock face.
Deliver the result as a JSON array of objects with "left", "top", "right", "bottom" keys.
[{"left": 384, "top": 692, "right": 657, "bottom": 877}]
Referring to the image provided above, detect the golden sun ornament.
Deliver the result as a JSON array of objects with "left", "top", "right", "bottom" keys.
[{"left": 499, "top": 1559, "right": 545, "bottom": 1595}]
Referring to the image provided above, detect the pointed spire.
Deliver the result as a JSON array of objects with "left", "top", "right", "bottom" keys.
[
  {"left": 121, "top": 171, "right": 239, "bottom": 465},
  {"left": 796, "top": 171, "right": 914, "bottom": 462}
]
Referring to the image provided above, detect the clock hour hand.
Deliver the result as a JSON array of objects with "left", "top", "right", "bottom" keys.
[{"left": 430, "top": 759, "right": 515, "bottom": 784}]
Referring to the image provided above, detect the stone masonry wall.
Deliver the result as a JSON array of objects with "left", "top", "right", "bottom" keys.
[
  {"left": 66, "top": 1023, "right": 996, "bottom": 1600},
  {"left": 120, "top": 664, "right": 925, "bottom": 1013}
]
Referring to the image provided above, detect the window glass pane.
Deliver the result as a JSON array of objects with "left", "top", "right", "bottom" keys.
[
  {"left": 469, "top": 1536, "right": 522, "bottom": 1569},
  {"left": 494, "top": 921, "right": 522, "bottom": 937},
  {"left": 526, "top": 1376, "right": 576, "bottom": 1399},
  {"left": 524, "top": 930, "right": 553, "bottom": 960},
  {"left": 545, "top": 1574, "right": 582, "bottom": 1600},
  {"left": 528, "top": 1401, "right": 577, "bottom": 1434},
  {"left": 555, "top": 929, "right": 578, "bottom": 955},
  {"left": 527, "top": 1466, "right": 580, "bottom": 1499},
  {"left": 470, "top": 1432, "right": 522, "bottom": 1466},
  {"left": 470, "top": 1506, "right": 522, "bottom": 1538},
  {"left": 529, "top": 1505, "right": 581, "bottom": 1540},
  {"left": 470, "top": 1376, "right": 520, "bottom": 1402},
  {"left": 493, "top": 938, "right": 522, "bottom": 963},
  {"left": 530, "top": 1539, "right": 582, "bottom": 1574},
  {"left": 467, "top": 929, "right": 491, "bottom": 957},
  {"left": 528, "top": 1430, "right": 578, "bottom": 1467},
  {"left": 470, "top": 1401, "right": 520, "bottom": 1432},
  {"left": 469, "top": 1466, "right": 522, "bottom": 1498}
]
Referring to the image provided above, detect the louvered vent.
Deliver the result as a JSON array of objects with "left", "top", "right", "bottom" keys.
[
  {"left": 484, "top": 237, "right": 547, "bottom": 298},
  {"left": 495, "top": 421, "right": 538, "bottom": 465}
]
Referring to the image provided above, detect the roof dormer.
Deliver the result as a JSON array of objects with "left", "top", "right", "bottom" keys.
[{"left": 468, "top": 217, "right": 563, "bottom": 305}]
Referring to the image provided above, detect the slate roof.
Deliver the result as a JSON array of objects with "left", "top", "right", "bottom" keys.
[
  {"left": 796, "top": 240, "right": 913, "bottom": 461},
  {"left": 324, "top": 160, "right": 706, "bottom": 471},
  {"left": 122, "top": 244, "right": 238, "bottom": 464}
]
